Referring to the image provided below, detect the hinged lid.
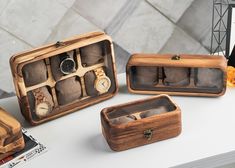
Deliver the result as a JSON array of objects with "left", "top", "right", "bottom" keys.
[
  {"left": 10, "top": 31, "right": 109, "bottom": 76},
  {"left": 101, "top": 94, "right": 181, "bottom": 131},
  {"left": 127, "top": 54, "right": 227, "bottom": 70}
]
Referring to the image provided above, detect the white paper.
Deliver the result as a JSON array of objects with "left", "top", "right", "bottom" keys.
[{"left": 230, "top": 8, "right": 235, "bottom": 55}]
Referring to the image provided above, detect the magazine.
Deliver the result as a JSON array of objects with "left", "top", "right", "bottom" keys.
[{"left": 0, "top": 128, "right": 47, "bottom": 168}]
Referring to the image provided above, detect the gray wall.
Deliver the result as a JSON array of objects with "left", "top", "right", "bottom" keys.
[{"left": 0, "top": 0, "right": 212, "bottom": 98}]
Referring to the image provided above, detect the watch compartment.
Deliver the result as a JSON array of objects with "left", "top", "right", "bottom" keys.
[
  {"left": 10, "top": 31, "right": 118, "bottom": 125},
  {"left": 126, "top": 54, "right": 227, "bottom": 96}
]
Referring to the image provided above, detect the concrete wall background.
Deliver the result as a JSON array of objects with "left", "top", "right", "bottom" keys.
[
  {"left": 2, "top": 2, "right": 235, "bottom": 167},
  {"left": 0, "top": 0, "right": 213, "bottom": 98}
]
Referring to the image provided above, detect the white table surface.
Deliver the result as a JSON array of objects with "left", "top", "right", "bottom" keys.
[{"left": 1, "top": 73, "right": 235, "bottom": 168}]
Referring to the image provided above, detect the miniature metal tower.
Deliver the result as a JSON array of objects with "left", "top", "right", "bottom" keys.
[{"left": 211, "top": 0, "right": 230, "bottom": 58}]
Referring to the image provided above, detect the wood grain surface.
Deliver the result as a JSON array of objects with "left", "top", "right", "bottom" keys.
[
  {"left": 0, "top": 107, "right": 25, "bottom": 160},
  {"left": 10, "top": 31, "right": 118, "bottom": 125},
  {"left": 101, "top": 94, "right": 181, "bottom": 151},
  {"left": 126, "top": 54, "right": 227, "bottom": 97}
]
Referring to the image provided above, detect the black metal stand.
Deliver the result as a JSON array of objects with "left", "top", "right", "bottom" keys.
[
  {"left": 228, "top": 45, "right": 235, "bottom": 66},
  {"left": 211, "top": 0, "right": 230, "bottom": 58},
  {"left": 211, "top": 0, "right": 235, "bottom": 60}
]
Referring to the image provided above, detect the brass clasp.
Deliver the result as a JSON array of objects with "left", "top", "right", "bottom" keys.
[
  {"left": 144, "top": 129, "right": 153, "bottom": 140},
  {"left": 55, "top": 41, "right": 66, "bottom": 48},
  {"left": 171, "top": 55, "right": 180, "bottom": 60}
]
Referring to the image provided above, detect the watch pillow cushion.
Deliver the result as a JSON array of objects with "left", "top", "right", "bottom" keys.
[
  {"left": 55, "top": 77, "right": 82, "bottom": 105},
  {"left": 80, "top": 43, "right": 104, "bottom": 66},
  {"left": 22, "top": 60, "right": 48, "bottom": 87},
  {"left": 195, "top": 68, "right": 223, "bottom": 89},
  {"left": 84, "top": 71, "right": 99, "bottom": 96},
  {"left": 135, "top": 66, "right": 158, "bottom": 85},
  {"left": 164, "top": 67, "right": 190, "bottom": 86},
  {"left": 51, "top": 55, "right": 64, "bottom": 81},
  {"left": 110, "top": 115, "right": 136, "bottom": 125},
  {"left": 140, "top": 106, "right": 168, "bottom": 118}
]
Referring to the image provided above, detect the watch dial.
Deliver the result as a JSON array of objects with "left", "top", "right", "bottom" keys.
[
  {"left": 36, "top": 102, "right": 51, "bottom": 117},
  {"left": 60, "top": 59, "right": 75, "bottom": 74},
  {"left": 96, "top": 77, "right": 111, "bottom": 93}
]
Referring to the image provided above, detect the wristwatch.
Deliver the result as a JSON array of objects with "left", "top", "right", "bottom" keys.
[
  {"left": 32, "top": 88, "right": 53, "bottom": 118},
  {"left": 94, "top": 67, "right": 111, "bottom": 94},
  {"left": 59, "top": 53, "right": 76, "bottom": 75}
]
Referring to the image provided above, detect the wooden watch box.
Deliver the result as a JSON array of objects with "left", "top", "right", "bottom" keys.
[
  {"left": 126, "top": 54, "right": 227, "bottom": 97},
  {"left": 10, "top": 31, "right": 118, "bottom": 125},
  {"left": 101, "top": 94, "right": 181, "bottom": 151},
  {"left": 0, "top": 107, "right": 25, "bottom": 160}
]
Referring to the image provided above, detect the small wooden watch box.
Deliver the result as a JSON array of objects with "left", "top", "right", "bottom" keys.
[
  {"left": 0, "top": 107, "right": 25, "bottom": 160},
  {"left": 101, "top": 94, "right": 181, "bottom": 151},
  {"left": 10, "top": 31, "right": 118, "bottom": 125},
  {"left": 126, "top": 54, "right": 227, "bottom": 96}
]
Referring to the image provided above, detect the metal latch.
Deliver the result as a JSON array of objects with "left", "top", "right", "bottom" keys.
[
  {"left": 55, "top": 41, "right": 66, "bottom": 48},
  {"left": 144, "top": 129, "right": 153, "bottom": 140},
  {"left": 171, "top": 55, "right": 180, "bottom": 60}
]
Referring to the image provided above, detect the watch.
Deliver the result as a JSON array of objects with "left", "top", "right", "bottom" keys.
[
  {"left": 32, "top": 88, "right": 53, "bottom": 118},
  {"left": 94, "top": 67, "right": 111, "bottom": 94},
  {"left": 59, "top": 53, "right": 76, "bottom": 75}
]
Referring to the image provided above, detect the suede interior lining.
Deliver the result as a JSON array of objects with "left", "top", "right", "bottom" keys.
[
  {"left": 107, "top": 97, "right": 176, "bottom": 125},
  {"left": 22, "top": 60, "right": 48, "bottom": 87},
  {"left": 22, "top": 40, "right": 115, "bottom": 121},
  {"left": 131, "top": 66, "right": 224, "bottom": 93}
]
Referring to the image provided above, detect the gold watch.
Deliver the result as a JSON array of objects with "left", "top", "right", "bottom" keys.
[
  {"left": 32, "top": 88, "right": 53, "bottom": 118},
  {"left": 94, "top": 67, "right": 111, "bottom": 94}
]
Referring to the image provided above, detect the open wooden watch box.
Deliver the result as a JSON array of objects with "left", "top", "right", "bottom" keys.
[
  {"left": 101, "top": 94, "right": 181, "bottom": 151},
  {"left": 126, "top": 54, "right": 227, "bottom": 96},
  {"left": 10, "top": 32, "right": 118, "bottom": 125},
  {"left": 0, "top": 107, "right": 25, "bottom": 160}
]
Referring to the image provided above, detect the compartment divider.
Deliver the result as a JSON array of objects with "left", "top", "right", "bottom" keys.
[
  {"left": 74, "top": 51, "right": 105, "bottom": 77},
  {"left": 155, "top": 67, "right": 164, "bottom": 87},
  {"left": 130, "top": 112, "right": 142, "bottom": 120},
  {"left": 42, "top": 58, "right": 59, "bottom": 107},
  {"left": 187, "top": 68, "right": 196, "bottom": 88},
  {"left": 80, "top": 76, "right": 88, "bottom": 97},
  {"left": 51, "top": 87, "right": 59, "bottom": 107}
]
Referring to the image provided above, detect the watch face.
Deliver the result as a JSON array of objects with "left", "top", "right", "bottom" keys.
[
  {"left": 36, "top": 102, "right": 51, "bottom": 118},
  {"left": 95, "top": 76, "right": 111, "bottom": 94},
  {"left": 60, "top": 58, "right": 75, "bottom": 74}
]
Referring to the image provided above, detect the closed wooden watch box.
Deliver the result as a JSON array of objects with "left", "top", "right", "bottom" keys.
[
  {"left": 101, "top": 94, "right": 181, "bottom": 151},
  {"left": 126, "top": 54, "right": 227, "bottom": 96},
  {"left": 0, "top": 107, "right": 25, "bottom": 160},
  {"left": 10, "top": 31, "right": 118, "bottom": 125}
]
